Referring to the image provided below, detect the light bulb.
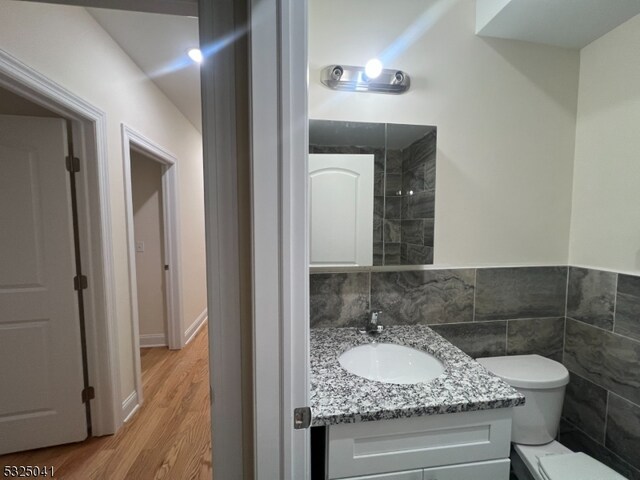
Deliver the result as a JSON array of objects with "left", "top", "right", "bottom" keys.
[
  {"left": 187, "top": 48, "right": 203, "bottom": 64},
  {"left": 364, "top": 58, "right": 383, "bottom": 79}
]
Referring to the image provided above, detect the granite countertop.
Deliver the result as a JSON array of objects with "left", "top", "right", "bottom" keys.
[{"left": 310, "top": 325, "right": 525, "bottom": 426}]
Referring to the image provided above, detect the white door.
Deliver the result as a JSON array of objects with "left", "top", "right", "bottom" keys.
[
  {"left": 309, "top": 154, "right": 374, "bottom": 267},
  {"left": 0, "top": 114, "right": 87, "bottom": 454}
]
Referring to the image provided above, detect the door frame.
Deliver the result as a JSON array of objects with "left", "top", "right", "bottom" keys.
[
  {"left": 0, "top": 48, "right": 120, "bottom": 436},
  {"left": 121, "top": 124, "right": 184, "bottom": 415}
]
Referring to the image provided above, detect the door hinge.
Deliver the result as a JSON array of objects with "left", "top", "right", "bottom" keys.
[
  {"left": 74, "top": 275, "right": 88, "bottom": 290},
  {"left": 293, "top": 406, "right": 312, "bottom": 429},
  {"left": 164, "top": 264, "right": 169, "bottom": 271},
  {"left": 82, "top": 386, "right": 95, "bottom": 403},
  {"left": 65, "top": 156, "right": 80, "bottom": 173}
]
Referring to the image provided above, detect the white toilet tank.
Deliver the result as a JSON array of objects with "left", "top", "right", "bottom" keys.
[{"left": 476, "top": 354, "right": 570, "bottom": 445}]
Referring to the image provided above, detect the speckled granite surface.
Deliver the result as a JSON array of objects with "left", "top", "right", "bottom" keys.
[{"left": 310, "top": 325, "right": 525, "bottom": 426}]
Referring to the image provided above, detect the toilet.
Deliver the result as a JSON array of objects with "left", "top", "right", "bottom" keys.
[{"left": 476, "top": 354, "right": 626, "bottom": 480}]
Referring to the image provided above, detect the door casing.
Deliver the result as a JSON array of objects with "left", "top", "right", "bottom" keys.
[
  {"left": 121, "top": 124, "right": 184, "bottom": 420},
  {"left": 0, "top": 49, "right": 121, "bottom": 436}
]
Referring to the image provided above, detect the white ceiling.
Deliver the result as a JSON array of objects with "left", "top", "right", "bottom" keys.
[
  {"left": 476, "top": 0, "right": 640, "bottom": 49},
  {"left": 88, "top": 7, "right": 202, "bottom": 131}
]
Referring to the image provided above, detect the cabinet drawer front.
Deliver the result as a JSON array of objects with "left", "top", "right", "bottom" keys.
[
  {"left": 422, "top": 459, "right": 509, "bottom": 480},
  {"left": 328, "top": 409, "right": 512, "bottom": 479},
  {"left": 347, "top": 470, "right": 423, "bottom": 480}
]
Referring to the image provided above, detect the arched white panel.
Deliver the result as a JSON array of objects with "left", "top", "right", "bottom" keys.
[{"left": 309, "top": 154, "right": 374, "bottom": 266}]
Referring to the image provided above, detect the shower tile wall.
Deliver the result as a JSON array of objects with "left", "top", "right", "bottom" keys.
[
  {"left": 400, "top": 130, "right": 436, "bottom": 265},
  {"left": 308, "top": 265, "right": 640, "bottom": 478},
  {"left": 383, "top": 130, "right": 437, "bottom": 265}
]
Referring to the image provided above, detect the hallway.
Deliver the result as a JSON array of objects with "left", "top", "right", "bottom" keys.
[{"left": 0, "top": 327, "right": 211, "bottom": 479}]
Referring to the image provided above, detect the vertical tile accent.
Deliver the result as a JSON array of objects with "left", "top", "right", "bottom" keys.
[
  {"left": 564, "top": 318, "right": 640, "bottom": 405},
  {"left": 562, "top": 372, "right": 608, "bottom": 441},
  {"left": 431, "top": 321, "right": 506, "bottom": 358},
  {"left": 370, "top": 269, "right": 475, "bottom": 325},
  {"left": 506, "top": 317, "right": 565, "bottom": 361},
  {"left": 615, "top": 274, "right": 640, "bottom": 341},
  {"left": 606, "top": 393, "right": 640, "bottom": 470},
  {"left": 475, "top": 267, "right": 567, "bottom": 321},
  {"left": 309, "top": 273, "right": 369, "bottom": 328},
  {"left": 567, "top": 267, "right": 616, "bottom": 330}
]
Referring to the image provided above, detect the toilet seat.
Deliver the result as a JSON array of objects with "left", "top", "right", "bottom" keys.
[{"left": 537, "top": 452, "right": 626, "bottom": 480}]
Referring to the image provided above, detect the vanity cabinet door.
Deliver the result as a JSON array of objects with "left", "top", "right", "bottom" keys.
[{"left": 347, "top": 470, "right": 423, "bottom": 480}]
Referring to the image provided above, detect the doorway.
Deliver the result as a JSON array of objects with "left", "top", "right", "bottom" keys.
[
  {"left": 122, "top": 125, "right": 186, "bottom": 417},
  {"left": 0, "top": 0, "right": 210, "bottom": 473}
]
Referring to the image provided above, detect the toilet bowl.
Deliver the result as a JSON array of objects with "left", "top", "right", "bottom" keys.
[{"left": 477, "top": 355, "right": 626, "bottom": 480}]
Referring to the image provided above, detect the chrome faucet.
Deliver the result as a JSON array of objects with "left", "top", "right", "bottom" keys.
[{"left": 359, "top": 310, "right": 384, "bottom": 335}]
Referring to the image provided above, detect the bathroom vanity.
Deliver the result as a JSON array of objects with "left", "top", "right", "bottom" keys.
[{"left": 310, "top": 326, "right": 525, "bottom": 480}]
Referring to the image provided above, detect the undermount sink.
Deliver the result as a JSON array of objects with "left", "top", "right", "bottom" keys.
[{"left": 338, "top": 343, "right": 445, "bottom": 385}]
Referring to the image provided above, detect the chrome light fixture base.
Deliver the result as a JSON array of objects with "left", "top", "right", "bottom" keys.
[{"left": 321, "top": 65, "right": 410, "bottom": 94}]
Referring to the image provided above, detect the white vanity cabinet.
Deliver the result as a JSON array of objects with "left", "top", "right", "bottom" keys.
[{"left": 327, "top": 408, "right": 512, "bottom": 480}]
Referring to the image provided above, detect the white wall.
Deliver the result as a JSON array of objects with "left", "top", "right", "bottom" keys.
[
  {"left": 568, "top": 13, "right": 640, "bottom": 275},
  {"left": 309, "top": 0, "right": 580, "bottom": 267},
  {"left": 131, "top": 151, "right": 167, "bottom": 341},
  {"left": 0, "top": 1, "right": 207, "bottom": 402}
]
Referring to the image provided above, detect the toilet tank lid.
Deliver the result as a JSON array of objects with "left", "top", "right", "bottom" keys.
[{"left": 476, "top": 354, "right": 569, "bottom": 389}]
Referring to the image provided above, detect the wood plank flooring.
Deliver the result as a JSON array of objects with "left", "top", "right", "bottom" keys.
[{"left": 0, "top": 327, "right": 212, "bottom": 480}]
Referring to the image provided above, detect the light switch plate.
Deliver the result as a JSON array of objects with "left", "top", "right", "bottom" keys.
[{"left": 136, "top": 241, "right": 145, "bottom": 252}]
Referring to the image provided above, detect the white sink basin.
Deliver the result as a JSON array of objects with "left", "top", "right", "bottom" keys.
[{"left": 338, "top": 343, "right": 445, "bottom": 385}]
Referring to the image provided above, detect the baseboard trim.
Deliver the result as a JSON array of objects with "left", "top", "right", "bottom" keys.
[
  {"left": 139, "top": 333, "right": 168, "bottom": 348},
  {"left": 185, "top": 308, "right": 207, "bottom": 345},
  {"left": 122, "top": 390, "right": 140, "bottom": 423}
]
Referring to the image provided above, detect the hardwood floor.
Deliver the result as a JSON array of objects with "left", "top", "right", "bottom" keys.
[{"left": 0, "top": 327, "right": 212, "bottom": 479}]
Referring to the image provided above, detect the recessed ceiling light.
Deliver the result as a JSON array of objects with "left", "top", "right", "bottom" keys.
[{"left": 187, "top": 48, "right": 203, "bottom": 64}]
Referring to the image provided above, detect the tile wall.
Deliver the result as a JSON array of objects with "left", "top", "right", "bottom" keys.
[
  {"left": 560, "top": 267, "right": 640, "bottom": 479},
  {"left": 309, "top": 265, "right": 640, "bottom": 478}
]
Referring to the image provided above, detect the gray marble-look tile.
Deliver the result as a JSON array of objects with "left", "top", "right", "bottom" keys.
[
  {"left": 564, "top": 318, "right": 640, "bottom": 405},
  {"left": 385, "top": 173, "right": 402, "bottom": 196},
  {"left": 374, "top": 196, "right": 384, "bottom": 217},
  {"left": 404, "top": 133, "right": 436, "bottom": 172},
  {"left": 384, "top": 254, "right": 401, "bottom": 265},
  {"left": 507, "top": 317, "right": 565, "bottom": 361},
  {"left": 373, "top": 217, "right": 382, "bottom": 243},
  {"left": 606, "top": 393, "right": 640, "bottom": 470},
  {"left": 424, "top": 148, "right": 436, "bottom": 191},
  {"left": 402, "top": 190, "right": 435, "bottom": 220},
  {"left": 562, "top": 372, "right": 607, "bottom": 441},
  {"left": 371, "top": 269, "right": 475, "bottom": 325},
  {"left": 402, "top": 243, "right": 433, "bottom": 265},
  {"left": 310, "top": 273, "right": 369, "bottom": 328},
  {"left": 559, "top": 419, "right": 640, "bottom": 480},
  {"left": 385, "top": 243, "right": 400, "bottom": 256},
  {"left": 373, "top": 147, "right": 385, "bottom": 170},
  {"left": 475, "top": 267, "right": 567, "bottom": 321},
  {"left": 401, "top": 219, "right": 424, "bottom": 245},
  {"left": 384, "top": 197, "right": 402, "bottom": 219},
  {"left": 567, "top": 267, "right": 616, "bottom": 330},
  {"left": 386, "top": 148, "right": 402, "bottom": 174},
  {"left": 402, "top": 164, "right": 425, "bottom": 193},
  {"left": 430, "top": 321, "right": 506, "bottom": 358},
  {"left": 615, "top": 274, "right": 640, "bottom": 341},
  {"left": 374, "top": 171, "right": 384, "bottom": 197},
  {"left": 383, "top": 219, "right": 401, "bottom": 244},
  {"left": 373, "top": 251, "right": 383, "bottom": 266},
  {"left": 423, "top": 218, "right": 434, "bottom": 247}
]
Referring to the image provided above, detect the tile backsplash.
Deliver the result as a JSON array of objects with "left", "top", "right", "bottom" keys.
[{"left": 309, "top": 265, "right": 640, "bottom": 479}]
